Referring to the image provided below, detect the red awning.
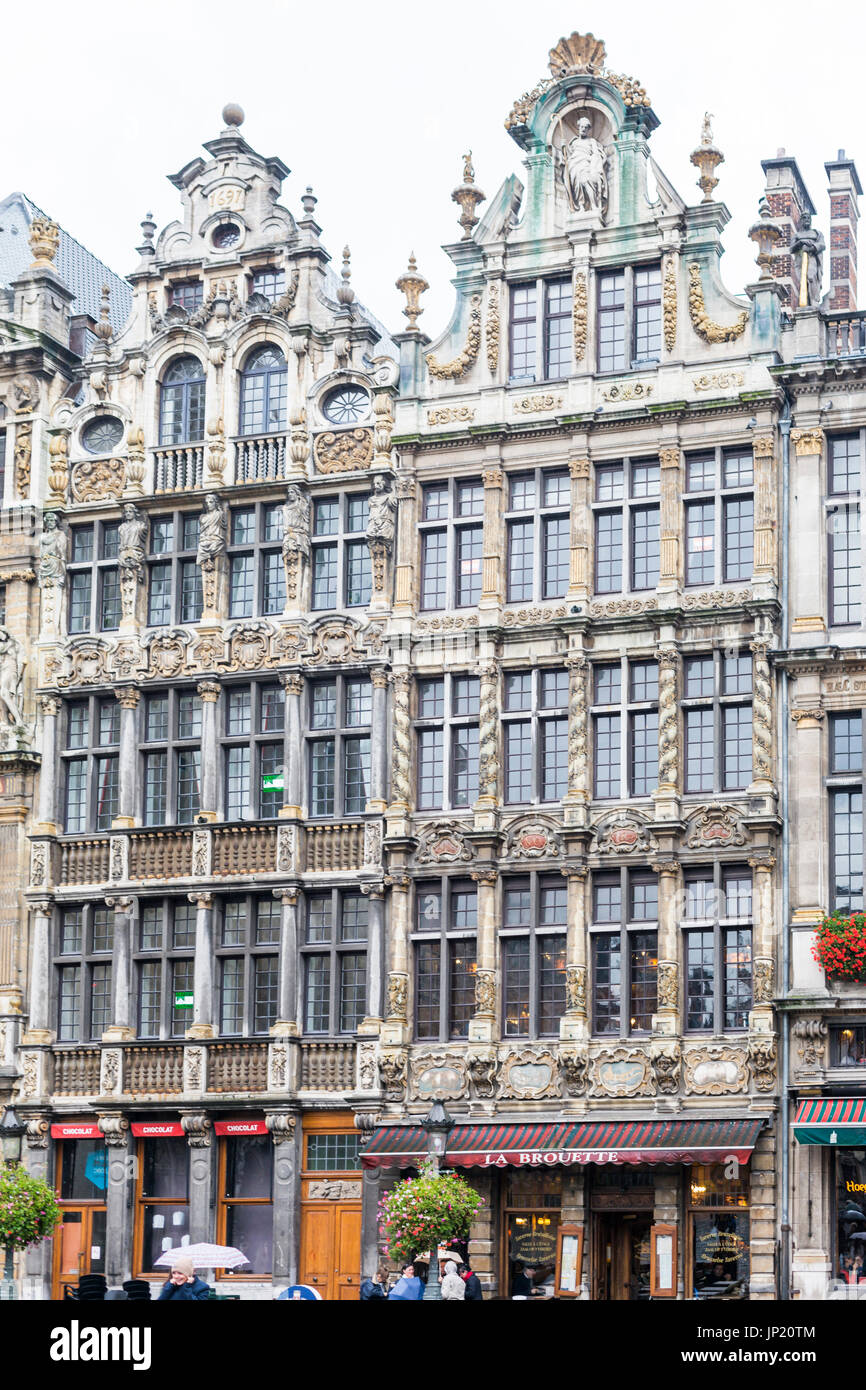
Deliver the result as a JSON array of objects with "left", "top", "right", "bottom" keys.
[
  {"left": 361, "top": 1118, "right": 764, "bottom": 1169},
  {"left": 51, "top": 1122, "right": 101, "bottom": 1140}
]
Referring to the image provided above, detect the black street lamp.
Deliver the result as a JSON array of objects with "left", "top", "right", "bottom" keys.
[
  {"left": 0, "top": 1104, "right": 26, "bottom": 1302},
  {"left": 420, "top": 1098, "right": 455, "bottom": 1302}
]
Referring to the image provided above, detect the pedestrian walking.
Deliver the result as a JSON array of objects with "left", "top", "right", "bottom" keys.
[
  {"left": 157, "top": 1256, "right": 211, "bottom": 1301},
  {"left": 360, "top": 1266, "right": 389, "bottom": 1300},
  {"left": 458, "top": 1261, "right": 483, "bottom": 1300},
  {"left": 440, "top": 1260, "right": 465, "bottom": 1300}
]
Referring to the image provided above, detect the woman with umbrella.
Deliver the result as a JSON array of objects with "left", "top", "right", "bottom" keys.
[
  {"left": 155, "top": 1242, "right": 250, "bottom": 1299},
  {"left": 157, "top": 1256, "right": 211, "bottom": 1301}
]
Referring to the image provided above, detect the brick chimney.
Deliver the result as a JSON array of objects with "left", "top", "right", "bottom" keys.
[
  {"left": 760, "top": 148, "right": 816, "bottom": 307},
  {"left": 825, "top": 149, "right": 861, "bottom": 310}
]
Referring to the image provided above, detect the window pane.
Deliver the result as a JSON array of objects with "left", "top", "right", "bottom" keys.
[
  {"left": 542, "top": 516, "right": 569, "bottom": 598},
  {"left": 593, "top": 933, "right": 621, "bottom": 1034},
  {"left": 222, "top": 900, "right": 247, "bottom": 946},
  {"left": 633, "top": 265, "right": 661, "bottom": 362},
  {"left": 177, "top": 694, "right": 202, "bottom": 739},
  {"left": 594, "top": 714, "right": 621, "bottom": 797},
  {"left": 830, "top": 505, "right": 861, "bottom": 625},
  {"left": 94, "top": 756, "right": 119, "bottom": 830},
  {"left": 832, "top": 713, "right": 864, "bottom": 773},
  {"left": 421, "top": 531, "right": 447, "bottom": 609},
  {"left": 722, "top": 705, "right": 752, "bottom": 791},
  {"left": 339, "top": 953, "right": 366, "bottom": 1031},
  {"left": 540, "top": 670, "right": 568, "bottom": 707},
  {"left": 259, "top": 742, "right": 283, "bottom": 818},
  {"left": 829, "top": 434, "right": 861, "bottom": 494},
  {"left": 418, "top": 729, "right": 443, "bottom": 810},
  {"left": 145, "top": 695, "right": 168, "bottom": 741},
  {"left": 253, "top": 957, "right": 278, "bottom": 1032},
  {"left": 228, "top": 689, "right": 252, "bottom": 736},
  {"left": 221, "top": 958, "right": 245, "bottom": 1034},
  {"left": 595, "top": 511, "right": 622, "bottom": 593},
  {"left": 541, "top": 717, "right": 567, "bottom": 800},
  {"left": 723, "top": 654, "right": 752, "bottom": 695},
  {"left": 686, "top": 501, "right": 715, "bottom": 584},
  {"left": 148, "top": 563, "right": 171, "bottom": 625},
  {"left": 684, "top": 657, "right": 714, "bottom": 698},
  {"left": 510, "top": 283, "right": 537, "bottom": 379},
  {"left": 503, "top": 937, "right": 530, "bottom": 1036},
  {"left": 418, "top": 678, "right": 444, "bottom": 718},
  {"left": 594, "top": 664, "right": 621, "bottom": 704},
  {"left": 310, "top": 740, "right": 335, "bottom": 816},
  {"left": 629, "top": 931, "right": 657, "bottom": 1031},
  {"left": 263, "top": 551, "right": 286, "bottom": 614},
  {"left": 341, "top": 894, "right": 368, "bottom": 941},
  {"left": 507, "top": 519, "right": 534, "bottom": 602},
  {"left": 456, "top": 525, "right": 482, "bottom": 606},
  {"left": 65, "top": 758, "right": 87, "bottom": 832},
  {"left": 176, "top": 749, "right": 201, "bottom": 823},
  {"left": 597, "top": 271, "right": 625, "bottom": 372},
  {"left": 92, "top": 907, "right": 113, "bottom": 953},
  {"left": 171, "top": 959, "right": 194, "bottom": 1036},
  {"left": 311, "top": 681, "right": 336, "bottom": 730},
  {"left": 631, "top": 506, "right": 660, "bottom": 590},
  {"left": 685, "top": 709, "right": 714, "bottom": 793},
  {"left": 423, "top": 484, "right": 449, "bottom": 521},
  {"left": 510, "top": 475, "right": 536, "bottom": 511},
  {"left": 724, "top": 927, "right": 752, "bottom": 1029},
  {"left": 686, "top": 930, "right": 714, "bottom": 1031},
  {"left": 630, "top": 877, "right": 658, "bottom": 921},
  {"left": 343, "top": 736, "right": 370, "bottom": 813},
  {"left": 416, "top": 884, "right": 442, "bottom": 932},
  {"left": 538, "top": 934, "right": 566, "bottom": 1034},
  {"left": 457, "top": 480, "right": 484, "bottom": 516},
  {"left": 69, "top": 572, "right": 92, "bottom": 633},
  {"left": 630, "top": 660, "right": 658, "bottom": 703},
  {"left": 140, "top": 905, "right": 162, "bottom": 951},
  {"left": 505, "top": 722, "right": 532, "bottom": 803},
  {"left": 100, "top": 570, "right": 121, "bottom": 630},
  {"left": 345, "top": 679, "right": 372, "bottom": 727},
  {"left": 723, "top": 450, "right": 753, "bottom": 489},
  {"left": 139, "top": 961, "right": 161, "bottom": 1038},
  {"left": 260, "top": 685, "right": 285, "bottom": 732},
  {"left": 415, "top": 941, "right": 440, "bottom": 1040},
  {"left": 229, "top": 554, "right": 254, "bottom": 617},
  {"left": 723, "top": 496, "right": 753, "bottom": 581},
  {"left": 180, "top": 561, "right": 203, "bottom": 623},
  {"left": 345, "top": 541, "right": 371, "bottom": 607},
  {"left": 89, "top": 963, "right": 112, "bottom": 1038},
  {"left": 58, "top": 965, "right": 80, "bottom": 1041},
  {"left": 256, "top": 898, "right": 281, "bottom": 945},
  {"left": 545, "top": 278, "right": 573, "bottom": 379},
  {"left": 451, "top": 724, "right": 479, "bottom": 806},
  {"left": 832, "top": 789, "right": 864, "bottom": 911},
  {"left": 630, "top": 711, "right": 658, "bottom": 796},
  {"left": 453, "top": 677, "right": 479, "bottom": 715},
  {"left": 67, "top": 702, "right": 90, "bottom": 749},
  {"left": 306, "top": 896, "right": 332, "bottom": 944},
  {"left": 173, "top": 902, "right": 196, "bottom": 948},
  {"left": 449, "top": 939, "right": 477, "bottom": 1039},
  {"left": 60, "top": 909, "right": 83, "bottom": 954}
]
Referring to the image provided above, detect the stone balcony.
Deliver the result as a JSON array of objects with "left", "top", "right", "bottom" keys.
[{"left": 233, "top": 432, "right": 287, "bottom": 484}]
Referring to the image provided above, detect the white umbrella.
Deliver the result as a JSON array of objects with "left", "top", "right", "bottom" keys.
[{"left": 154, "top": 1243, "right": 250, "bottom": 1270}]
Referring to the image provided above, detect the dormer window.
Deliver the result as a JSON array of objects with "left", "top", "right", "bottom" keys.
[
  {"left": 251, "top": 268, "right": 285, "bottom": 303},
  {"left": 169, "top": 280, "right": 203, "bottom": 314},
  {"left": 597, "top": 264, "right": 661, "bottom": 373},
  {"left": 509, "top": 277, "right": 573, "bottom": 384}
]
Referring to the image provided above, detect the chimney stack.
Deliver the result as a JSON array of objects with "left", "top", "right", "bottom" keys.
[
  {"left": 825, "top": 149, "right": 862, "bottom": 310},
  {"left": 760, "top": 150, "right": 816, "bottom": 308}
]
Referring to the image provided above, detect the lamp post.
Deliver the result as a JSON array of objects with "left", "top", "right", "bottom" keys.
[
  {"left": 0, "top": 1104, "right": 26, "bottom": 1301},
  {"left": 420, "top": 1098, "right": 454, "bottom": 1302}
]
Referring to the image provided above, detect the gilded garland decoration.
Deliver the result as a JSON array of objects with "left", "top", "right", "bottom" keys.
[
  {"left": 687, "top": 263, "right": 748, "bottom": 344},
  {"left": 573, "top": 272, "right": 587, "bottom": 361},
  {"left": 426, "top": 294, "right": 482, "bottom": 380},
  {"left": 663, "top": 260, "right": 677, "bottom": 352}
]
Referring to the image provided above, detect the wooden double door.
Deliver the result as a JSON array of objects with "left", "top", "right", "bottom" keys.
[
  {"left": 53, "top": 1206, "right": 107, "bottom": 1300},
  {"left": 594, "top": 1213, "right": 652, "bottom": 1301},
  {"left": 299, "top": 1202, "right": 361, "bottom": 1300}
]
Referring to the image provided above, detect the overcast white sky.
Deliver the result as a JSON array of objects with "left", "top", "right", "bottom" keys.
[{"left": 4, "top": 0, "right": 866, "bottom": 334}]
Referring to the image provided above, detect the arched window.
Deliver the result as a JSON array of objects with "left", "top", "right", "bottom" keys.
[
  {"left": 239, "top": 344, "right": 287, "bottom": 436},
  {"left": 159, "top": 356, "right": 206, "bottom": 447}
]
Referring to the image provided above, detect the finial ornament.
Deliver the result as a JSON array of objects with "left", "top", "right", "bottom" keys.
[
  {"left": 548, "top": 32, "right": 606, "bottom": 77},
  {"left": 395, "top": 253, "right": 429, "bottom": 331},
  {"left": 749, "top": 196, "right": 782, "bottom": 281},
  {"left": 96, "top": 284, "right": 113, "bottom": 342},
  {"left": 221, "top": 102, "right": 245, "bottom": 129},
  {"left": 690, "top": 112, "right": 724, "bottom": 202},
  {"left": 337, "top": 245, "right": 355, "bottom": 307},
  {"left": 452, "top": 155, "right": 486, "bottom": 239},
  {"left": 29, "top": 217, "right": 59, "bottom": 269}
]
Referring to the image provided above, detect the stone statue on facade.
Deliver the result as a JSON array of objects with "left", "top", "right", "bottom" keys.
[
  {"left": 118, "top": 503, "right": 147, "bottom": 577},
  {"left": 38, "top": 511, "right": 67, "bottom": 588},
  {"left": 0, "top": 626, "right": 24, "bottom": 730},
  {"left": 365, "top": 473, "right": 397, "bottom": 548},
  {"left": 562, "top": 116, "right": 608, "bottom": 215},
  {"left": 197, "top": 492, "right": 227, "bottom": 565},
  {"left": 282, "top": 483, "right": 311, "bottom": 561},
  {"left": 789, "top": 213, "right": 826, "bottom": 308}
]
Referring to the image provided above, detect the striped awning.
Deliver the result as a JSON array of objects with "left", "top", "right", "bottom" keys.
[
  {"left": 793, "top": 1097, "right": 866, "bottom": 1146},
  {"left": 361, "top": 1118, "right": 764, "bottom": 1169}
]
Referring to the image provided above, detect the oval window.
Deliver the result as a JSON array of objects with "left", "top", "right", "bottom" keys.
[
  {"left": 322, "top": 385, "right": 370, "bottom": 425},
  {"left": 81, "top": 416, "right": 124, "bottom": 455},
  {"left": 212, "top": 222, "right": 241, "bottom": 249}
]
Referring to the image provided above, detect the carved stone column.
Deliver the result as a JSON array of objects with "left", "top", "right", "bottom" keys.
[
  {"left": 480, "top": 465, "right": 503, "bottom": 610},
  {"left": 652, "top": 859, "right": 680, "bottom": 1035},
  {"left": 361, "top": 884, "right": 385, "bottom": 1026},
  {"left": 368, "top": 668, "right": 389, "bottom": 814},
  {"left": 566, "top": 458, "right": 591, "bottom": 604},
  {"left": 187, "top": 892, "right": 215, "bottom": 1039},
  {"left": 267, "top": 1111, "right": 301, "bottom": 1286},
  {"left": 790, "top": 428, "right": 826, "bottom": 638},
  {"left": 273, "top": 886, "right": 300, "bottom": 1035},
  {"left": 654, "top": 645, "right": 680, "bottom": 823},
  {"left": 381, "top": 873, "right": 409, "bottom": 1047},
  {"left": 196, "top": 680, "right": 221, "bottom": 821},
  {"left": 104, "top": 895, "right": 135, "bottom": 1040},
  {"left": 750, "top": 639, "right": 774, "bottom": 794},
  {"left": 98, "top": 1113, "right": 132, "bottom": 1287},
  {"left": 658, "top": 446, "right": 682, "bottom": 591},
  {"left": 752, "top": 434, "right": 777, "bottom": 588},
  {"left": 475, "top": 660, "right": 500, "bottom": 829},
  {"left": 749, "top": 852, "right": 777, "bottom": 1025},
  {"left": 561, "top": 866, "right": 588, "bottom": 1041},
  {"left": 181, "top": 1112, "right": 213, "bottom": 1247},
  {"left": 563, "top": 654, "right": 589, "bottom": 828},
  {"left": 392, "top": 475, "right": 417, "bottom": 617},
  {"left": 281, "top": 671, "right": 303, "bottom": 818},
  {"left": 36, "top": 696, "right": 60, "bottom": 832},
  {"left": 468, "top": 867, "right": 498, "bottom": 1044},
  {"left": 113, "top": 686, "right": 140, "bottom": 828},
  {"left": 24, "top": 897, "right": 53, "bottom": 1039},
  {"left": 386, "top": 672, "right": 411, "bottom": 825}
]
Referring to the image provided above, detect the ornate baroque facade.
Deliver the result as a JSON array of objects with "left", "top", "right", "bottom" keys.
[{"left": 0, "top": 33, "right": 861, "bottom": 1299}]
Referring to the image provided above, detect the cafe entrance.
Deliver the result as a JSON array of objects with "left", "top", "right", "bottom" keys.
[
  {"left": 594, "top": 1213, "right": 652, "bottom": 1300},
  {"left": 51, "top": 1135, "right": 108, "bottom": 1299}
]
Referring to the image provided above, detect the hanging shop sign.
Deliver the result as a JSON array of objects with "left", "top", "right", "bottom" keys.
[
  {"left": 130, "top": 1122, "right": 184, "bottom": 1138},
  {"left": 50, "top": 1122, "right": 101, "bottom": 1140},
  {"left": 213, "top": 1120, "right": 268, "bottom": 1136}
]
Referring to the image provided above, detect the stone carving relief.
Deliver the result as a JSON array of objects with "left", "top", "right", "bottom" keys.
[
  {"left": 752, "top": 958, "right": 774, "bottom": 1005},
  {"left": 474, "top": 970, "right": 496, "bottom": 1016},
  {"left": 590, "top": 1048, "right": 654, "bottom": 1098},
  {"left": 363, "top": 822, "right": 382, "bottom": 869},
  {"left": 467, "top": 1051, "right": 498, "bottom": 1099},
  {"left": 0, "top": 627, "right": 25, "bottom": 741},
  {"left": 513, "top": 393, "right": 563, "bottom": 414},
  {"left": 425, "top": 294, "right": 482, "bottom": 381},
  {"left": 559, "top": 115, "right": 608, "bottom": 217},
  {"left": 793, "top": 1018, "right": 827, "bottom": 1069},
  {"left": 387, "top": 973, "right": 408, "bottom": 1022},
  {"left": 565, "top": 965, "right": 586, "bottom": 1015},
  {"left": 683, "top": 1047, "right": 748, "bottom": 1095},
  {"left": 573, "top": 272, "right": 587, "bottom": 361},
  {"left": 378, "top": 1050, "right": 408, "bottom": 1101},
  {"left": 504, "top": 816, "right": 560, "bottom": 860},
  {"left": 685, "top": 805, "right": 748, "bottom": 850},
  {"left": 748, "top": 1036, "right": 777, "bottom": 1092},
  {"left": 485, "top": 282, "right": 500, "bottom": 371},
  {"left": 57, "top": 637, "right": 109, "bottom": 687},
  {"left": 427, "top": 406, "right": 475, "bottom": 426},
  {"left": 308, "top": 1180, "right": 362, "bottom": 1200},
  {"left": 663, "top": 259, "right": 677, "bottom": 352},
  {"left": 227, "top": 622, "right": 273, "bottom": 672},
  {"left": 499, "top": 1050, "right": 560, "bottom": 1099},
  {"left": 71, "top": 456, "right": 125, "bottom": 502},
  {"left": 560, "top": 1048, "right": 589, "bottom": 1096},
  {"left": 682, "top": 588, "right": 751, "bottom": 610},
  {"left": 357, "top": 1042, "right": 378, "bottom": 1091},
  {"left": 687, "top": 263, "right": 749, "bottom": 343},
  {"left": 409, "top": 1053, "right": 467, "bottom": 1101},
  {"left": 592, "top": 811, "right": 657, "bottom": 856},
  {"left": 306, "top": 619, "right": 367, "bottom": 667},
  {"left": 414, "top": 820, "right": 476, "bottom": 867},
  {"left": 651, "top": 1042, "right": 681, "bottom": 1095},
  {"left": 313, "top": 428, "right": 374, "bottom": 474},
  {"left": 282, "top": 483, "right": 310, "bottom": 601}
]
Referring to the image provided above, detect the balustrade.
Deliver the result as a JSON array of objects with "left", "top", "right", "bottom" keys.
[
  {"left": 233, "top": 433, "right": 287, "bottom": 483},
  {"left": 304, "top": 822, "right": 365, "bottom": 873},
  {"left": 153, "top": 445, "right": 204, "bottom": 492},
  {"left": 207, "top": 1042, "right": 268, "bottom": 1092},
  {"left": 299, "top": 1040, "right": 356, "bottom": 1091}
]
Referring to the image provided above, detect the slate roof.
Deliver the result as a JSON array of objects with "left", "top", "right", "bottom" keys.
[{"left": 0, "top": 191, "right": 132, "bottom": 332}]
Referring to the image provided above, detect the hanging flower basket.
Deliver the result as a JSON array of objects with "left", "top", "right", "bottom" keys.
[
  {"left": 812, "top": 911, "right": 866, "bottom": 983},
  {"left": 0, "top": 1165, "right": 60, "bottom": 1251},
  {"left": 378, "top": 1163, "right": 484, "bottom": 1265}
]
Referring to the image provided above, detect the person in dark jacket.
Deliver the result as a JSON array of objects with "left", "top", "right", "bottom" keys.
[
  {"left": 157, "top": 1256, "right": 211, "bottom": 1301},
  {"left": 458, "top": 1262, "right": 483, "bottom": 1300},
  {"left": 360, "top": 1266, "right": 388, "bottom": 1301}
]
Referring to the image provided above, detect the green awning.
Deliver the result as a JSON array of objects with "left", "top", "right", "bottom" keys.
[{"left": 793, "top": 1097, "right": 866, "bottom": 1146}]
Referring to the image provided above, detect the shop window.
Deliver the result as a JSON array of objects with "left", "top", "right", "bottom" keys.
[
  {"left": 136, "top": 1137, "right": 189, "bottom": 1273},
  {"left": 832, "top": 1025, "right": 866, "bottom": 1066},
  {"left": 59, "top": 1139, "right": 108, "bottom": 1201},
  {"left": 838, "top": 1151, "right": 866, "bottom": 1285},
  {"left": 505, "top": 1170, "right": 562, "bottom": 1297},
  {"left": 218, "top": 1135, "right": 273, "bottom": 1275},
  {"left": 689, "top": 1163, "right": 750, "bottom": 1299}
]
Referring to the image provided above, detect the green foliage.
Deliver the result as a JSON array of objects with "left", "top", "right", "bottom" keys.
[
  {"left": 0, "top": 1165, "right": 60, "bottom": 1251},
  {"left": 378, "top": 1163, "right": 484, "bottom": 1263}
]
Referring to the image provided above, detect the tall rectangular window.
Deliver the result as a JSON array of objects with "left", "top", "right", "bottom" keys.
[
  {"left": 310, "top": 492, "right": 370, "bottom": 611},
  {"left": 412, "top": 879, "right": 477, "bottom": 1041},
  {"left": 419, "top": 478, "right": 484, "bottom": 611},
  {"left": 61, "top": 695, "right": 120, "bottom": 833},
  {"left": 684, "top": 448, "right": 754, "bottom": 586},
  {"left": 592, "top": 459, "right": 660, "bottom": 595},
  {"left": 510, "top": 283, "right": 538, "bottom": 380},
  {"left": 302, "top": 890, "right": 368, "bottom": 1034},
  {"left": 501, "top": 875, "right": 567, "bottom": 1037},
  {"left": 506, "top": 468, "right": 570, "bottom": 603},
  {"left": 414, "top": 675, "right": 479, "bottom": 811},
  {"left": 683, "top": 651, "right": 753, "bottom": 794},
  {"left": 596, "top": 264, "right": 662, "bottom": 372},
  {"left": 591, "top": 869, "right": 658, "bottom": 1037},
  {"left": 597, "top": 270, "right": 626, "bottom": 372},
  {"left": 684, "top": 866, "right": 753, "bottom": 1031},
  {"left": 829, "top": 711, "right": 865, "bottom": 911},
  {"left": 306, "top": 675, "right": 371, "bottom": 817},
  {"left": 591, "top": 658, "right": 658, "bottom": 799},
  {"left": 544, "top": 278, "right": 573, "bottom": 379}
]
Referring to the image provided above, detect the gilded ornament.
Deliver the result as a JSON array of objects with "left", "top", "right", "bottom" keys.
[
  {"left": 47, "top": 434, "right": 69, "bottom": 503},
  {"left": 29, "top": 216, "right": 60, "bottom": 268},
  {"left": 573, "top": 272, "right": 587, "bottom": 362},
  {"left": 427, "top": 405, "right": 475, "bottom": 426},
  {"left": 313, "top": 428, "right": 374, "bottom": 474},
  {"left": 692, "top": 370, "right": 745, "bottom": 393},
  {"left": 513, "top": 393, "right": 563, "bottom": 414},
  {"left": 71, "top": 455, "right": 125, "bottom": 502},
  {"left": 600, "top": 381, "right": 653, "bottom": 403},
  {"left": 485, "top": 281, "right": 500, "bottom": 371},
  {"left": 426, "top": 294, "right": 482, "bottom": 381},
  {"left": 395, "top": 253, "right": 428, "bottom": 331},
  {"left": 791, "top": 428, "right": 824, "bottom": 456},
  {"left": 14, "top": 420, "right": 32, "bottom": 497},
  {"left": 687, "top": 263, "right": 748, "bottom": 343},
  {"left": 662, "top": 260, "right": 677, "bottom": 352}
]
